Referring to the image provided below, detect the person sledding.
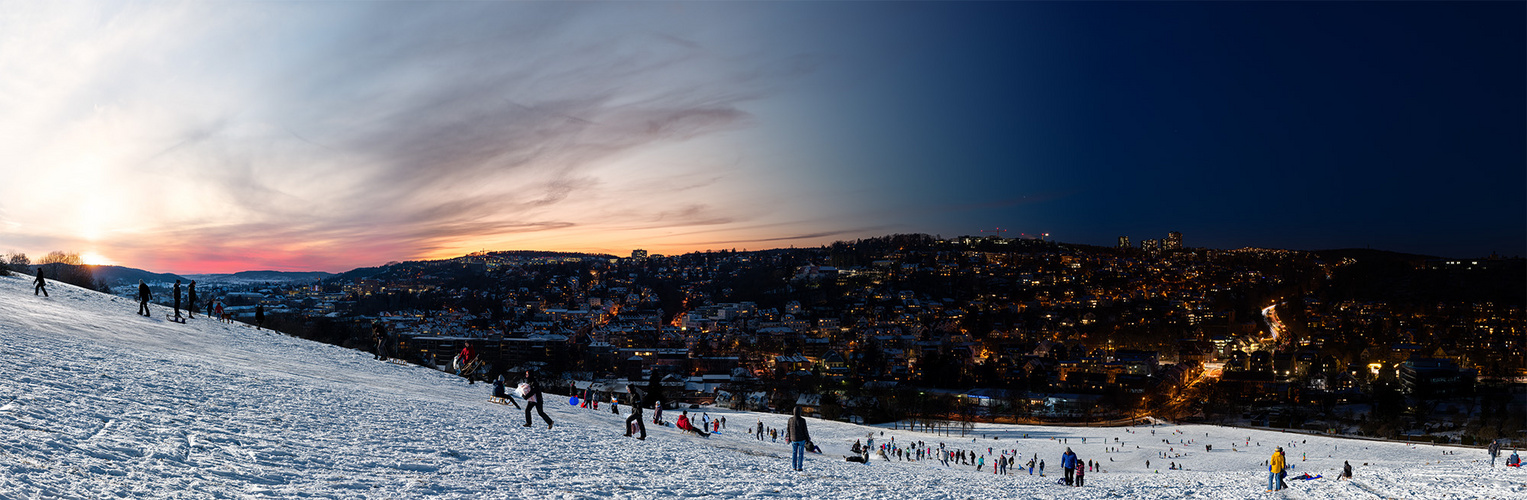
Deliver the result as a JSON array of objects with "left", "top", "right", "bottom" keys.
[
  {"left": 1509, "top": 450, "right": 1521, "bottom": 467},
  {"left": 676, "top": 411, "right": 709, "bottom": 437},
  {"left": 490, "top": 376, "right": 521, "bottom": 408}
]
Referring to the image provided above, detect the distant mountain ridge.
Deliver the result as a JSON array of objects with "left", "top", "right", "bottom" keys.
[
  {"left": 90, "top": 265, "right": 186, "bottom": 285},
  {"left": 184, "top": 270, "right": 334, "bottom": 284}
]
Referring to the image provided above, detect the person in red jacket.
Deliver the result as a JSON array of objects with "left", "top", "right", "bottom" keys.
[
  {"left": 676, "top": 411, "right": 708, "bottom": 437},
  {"left": 456, "top": 342, "right": 479, "bottom": 384}
]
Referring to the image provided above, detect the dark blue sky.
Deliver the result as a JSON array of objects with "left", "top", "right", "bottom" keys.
[
  {"left": 788, "top": 1, "right": 1524, "bottom": 258},
  {"left": 4, "top": 1, "right": 1520, "bottom": 272}
]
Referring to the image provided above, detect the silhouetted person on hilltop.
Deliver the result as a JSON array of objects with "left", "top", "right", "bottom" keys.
[
  {"left": 33, "top": 268, "right": 47, "bottom": 297},
  {"left": 255, "top": 304, "right": 264, "bottom": 330},
  {"left": 187, "top": 281, "right": 197, "bottom": 319},
  {"left": 172, "top": 280, "right": 183, "bottom": 322},
  {"left": 138, "top": 280, "right": 152, "bottom": 316}
]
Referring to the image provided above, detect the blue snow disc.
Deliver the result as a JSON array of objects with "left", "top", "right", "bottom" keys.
[{"left": 569, "top": 396, "right": 579, "bottom": 406}]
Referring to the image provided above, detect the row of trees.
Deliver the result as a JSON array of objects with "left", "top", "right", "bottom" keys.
[{"left": 3, "top": 251, "right": 111, "bottom": 292}]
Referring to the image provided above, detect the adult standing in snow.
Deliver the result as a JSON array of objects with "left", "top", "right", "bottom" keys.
[
  {"left": 757, "top": 420, "right": 765, "bottom": 441},
  {"left": 623, "top": 384, "right": 646, "bottom": 440},
  {"left": 138, "top": 280, "right": 152, "bottom": 316},
  {"left": 786, "top": 406, "right": 811, "bottom": 472},
  {"left": 372, "top": 322, "right": 389, "bottom": 361},
  {"left": 1061, "top": 447, "right": 1077, "bottom": 486},
  {"left": 521, "top": 371, "right": 554, "bottom": 429},
  {"left": 1268, "top": 447, "right": 1286, "bottom": 492},
  {"left": 1488, "top": 440, "right": 1501, "bottom": 466},
  {"left": 255, "top": 304, "right": 265, "bottom": 330},
  {"left": 172, "top": 280, "right": 183, "bottom": 322},
  {"left": 33, "top": 268, "right": 47, "bottom": 297},
  {"left": 187, "top": 281, "right": 197, "bottom": 319}
]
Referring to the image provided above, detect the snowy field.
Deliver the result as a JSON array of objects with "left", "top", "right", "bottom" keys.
[{"left": 1, "top": 274, "right": 1522, "bottom": 499}]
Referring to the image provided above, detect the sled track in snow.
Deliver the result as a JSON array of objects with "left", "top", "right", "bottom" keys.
[{"left": 1349, "top": 480, "right": 1392, "bottom": 499}]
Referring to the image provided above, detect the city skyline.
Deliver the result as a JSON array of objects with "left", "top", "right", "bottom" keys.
[{"left": 1, "top": 1, "right": 1522, "bottom": 274}]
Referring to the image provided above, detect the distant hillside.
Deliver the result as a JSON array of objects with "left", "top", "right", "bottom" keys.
[
  {"left": 1315, "top": 249, "right": 1524, "bottom": 305},
  {"left": 1312, "top": 248, "right": 1440, "bottom": 263},
  {"left": 90, "top": 265, "right": 186, "bottom": 285},
  {"left": 187, "top": 271, "right": 334, "bottom": 284}
]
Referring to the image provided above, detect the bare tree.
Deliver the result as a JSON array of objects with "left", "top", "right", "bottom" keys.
[
  {"left": 5, "top": 253, "right": 30, "bottom": 273},
  {"left": 38, "top": 251, "right": 83, "bottom": 266}
]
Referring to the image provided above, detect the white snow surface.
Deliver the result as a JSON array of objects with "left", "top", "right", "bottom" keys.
[{"left": 1, "top": 274, "right": 1522, "bottom": 499}]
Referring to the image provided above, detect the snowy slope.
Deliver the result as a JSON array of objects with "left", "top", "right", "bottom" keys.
[{"left": 0, "top": 274, "right": 1522, "bottom": 499}]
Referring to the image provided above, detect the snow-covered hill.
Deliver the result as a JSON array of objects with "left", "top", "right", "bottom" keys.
[{"left": 0, "top": 274, "right": 1521, "bottom": 499}]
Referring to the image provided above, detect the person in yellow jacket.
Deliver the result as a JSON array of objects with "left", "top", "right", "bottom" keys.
[{"left": 1268, "top": 447, "right": 1286, "bottom": 491}]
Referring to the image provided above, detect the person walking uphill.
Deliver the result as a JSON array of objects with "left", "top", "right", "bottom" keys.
[
  {"left": 623, "top": 384, "right": 647, "bottom": 440},
  {"left": 521, "top": 371, "right": 554, "bottom": 429},
  {"left": 1061, "top": 447, "right": 1078, "bottom": 486},
  {"left": 33, "top": 268, "right": 47, "bottom": 297},
  {"left": 786, "top": 406, "right": 811, "bottom": 472},
  {"left": 137, "top": 280, "right": 152, "bottom": 316},
  {"left": 1268, "top": 447, "right": 1286, "bottom": 492}
]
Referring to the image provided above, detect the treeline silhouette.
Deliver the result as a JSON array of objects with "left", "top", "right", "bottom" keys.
[{"left": 3, "top": 251, "right": 110, "bottom": 292}]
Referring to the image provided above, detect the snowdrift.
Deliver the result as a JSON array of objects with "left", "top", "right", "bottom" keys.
[{"left": 0, "top": 274, "right": 1521, "bottom": 499}]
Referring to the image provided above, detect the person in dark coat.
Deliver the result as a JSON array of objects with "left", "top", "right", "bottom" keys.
[
  {"left": 1342, "top": 461, "right": 1352, "bottom": 480},
  {"left": 786, "top": 405, "right": 811, "bottom": 471},
  {"left": 643, "top": 372, "right": 667, "bottom": 425},
  {"left": 624, "top": 384, "right": 647, "bottom": 439},
  {"left": 520, "top": 371, "right": 553, "bottom": 429},
  {"left": 255, "top": 304, "right": 265, "bottom": 330},
  {"left": 186, "top": 281, "right": 197, "bottom": 319},
  {"left": 171, "top": 280, "right": 183, "bottom": 322},
  {"left": 33, "top": 268, "right": 47, "bottom": 297},
  {"left": 372, "top": 322, "right": 389, "bottom": 361},
  {"left": 491, "top": 376, "right": 521, "bottom": 408},
  {"left": 138, "top": 280, "right": 152, "bottom": 316}
]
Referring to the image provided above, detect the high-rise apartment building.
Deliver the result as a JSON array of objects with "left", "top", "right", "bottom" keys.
[
  {"left": 1165, "top": 232, "right": 1183, "bottom": 250},
  {"left": 631, "top": 249, "right": 648, "bottom": 259},
  {"left": 1118, "top": 236, "right": 1131, "bottom": 249}
]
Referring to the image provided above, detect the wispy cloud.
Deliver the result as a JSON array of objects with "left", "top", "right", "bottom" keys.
[{"left": 0, "top": 2, "right": 830, "bottom": 272}]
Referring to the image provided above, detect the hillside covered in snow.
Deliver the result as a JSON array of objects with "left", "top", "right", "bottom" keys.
[{"left": 0, "top": 274, "right": 1521, "bottom": 499}]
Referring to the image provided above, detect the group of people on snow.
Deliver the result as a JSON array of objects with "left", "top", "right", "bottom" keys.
[{"left": 127, "top": 278, "right": 250, "bottom": 327}]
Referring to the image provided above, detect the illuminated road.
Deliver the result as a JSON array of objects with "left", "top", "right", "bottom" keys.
[{"left": 1261, "top": 302, "right": 1286, "bottom": 343}]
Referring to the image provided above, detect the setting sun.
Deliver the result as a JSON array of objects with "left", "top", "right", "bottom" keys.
[{"left": 80, "top": 253, "right": 114, "bottom": 266}]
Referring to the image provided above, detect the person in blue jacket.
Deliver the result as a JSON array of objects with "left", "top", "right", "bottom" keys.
[{"left": 1061, "top": 447, "right": 1078, "bottom": 486}]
